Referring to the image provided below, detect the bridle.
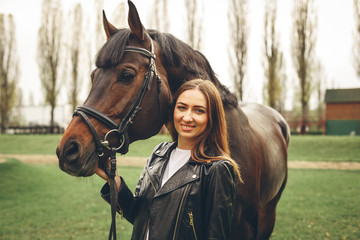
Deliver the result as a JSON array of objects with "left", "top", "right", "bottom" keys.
[
  {"left": 73, "top": 38, "right": 162, "bottom": 240},
  {"left": 74, "top": 38, "right": 161, "bottom": 157}
]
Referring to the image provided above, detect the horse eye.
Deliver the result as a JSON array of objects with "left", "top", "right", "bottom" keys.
[{"left": 118, "top": 71, "right": 135, "bottom": 82}]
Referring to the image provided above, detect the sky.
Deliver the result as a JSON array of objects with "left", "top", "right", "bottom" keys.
[{"left": 0, "top": 0, "right": 360, "bottom": 111}]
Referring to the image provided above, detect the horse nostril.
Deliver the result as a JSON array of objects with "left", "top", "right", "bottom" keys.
[{"left": 64, "top": 140, "right": 81, "bottom": 162}]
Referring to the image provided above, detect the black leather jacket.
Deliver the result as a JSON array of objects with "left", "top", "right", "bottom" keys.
[{"left": 101, "top": 142, "right": 236, "bottom": 240}]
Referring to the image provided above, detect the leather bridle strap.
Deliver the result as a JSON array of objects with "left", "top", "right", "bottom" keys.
[
  {"left": 75, "top": 111, "right": 105, "bottom": 157},
  {"left": 75, "top": 105, "right": 119, "bottom": 129},
  {"left": 118, "top": 42, "right": 157, "bottom": 132},
  {"left": 108, "top": 148, "right": 118, "bottom": 240}
]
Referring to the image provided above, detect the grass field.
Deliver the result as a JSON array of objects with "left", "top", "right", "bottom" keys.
[
  {"left": 0, "top": 134, "right": 172, "bottom": 157},
  {"left": 0, "top": 158, "right": 359, "bottom": 239},
  {"left": 0, "top": 158, "right": 135, "bottom": 239},
  {"left": 272, "top": 169, "right": 360, "bottom": 240},
  {"left": 287, "top": 136, "right": 360, "bottom": 162},
  {"left": 0, "top": 134, "right": 359, "bottom": 162},
  {"left": 0, "top": 134, "right": 359, "bottom": 239}
]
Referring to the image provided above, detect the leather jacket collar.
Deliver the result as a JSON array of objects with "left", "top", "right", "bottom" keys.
[{"left": 146, "top": 142, "right": 201, "bottom": 197}]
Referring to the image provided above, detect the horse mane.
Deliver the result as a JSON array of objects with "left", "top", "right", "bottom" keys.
[
  {"left": 95, "top": 28, "right": 238, "bottom": 108},
  {"left": 148, "top": 30, "right": 238, "bottom": 108}
]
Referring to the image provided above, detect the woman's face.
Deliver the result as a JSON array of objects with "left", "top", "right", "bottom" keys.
[{"left": 173, "top": 89, "right": 208, "bottom": 149}]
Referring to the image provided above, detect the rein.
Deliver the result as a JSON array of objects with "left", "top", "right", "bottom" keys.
[{"left": 73, "top": 38, "right": 161, "bottom": 240}]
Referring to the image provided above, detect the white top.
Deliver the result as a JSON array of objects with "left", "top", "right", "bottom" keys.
[
  {"left": 161, "top": 147, "right": 191, "bottom": 187},
  {"left": 146, "top": 147, "right": 191, "bottom": 240}
]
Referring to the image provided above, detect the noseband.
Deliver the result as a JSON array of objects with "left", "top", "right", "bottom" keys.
[{"left": 74, "top": 38, "right": 161, "bottom": 157}]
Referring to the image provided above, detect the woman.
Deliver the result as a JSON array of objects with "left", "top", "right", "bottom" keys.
[{"left": 96, "top": 79, "right": 241, "bottom": 240}]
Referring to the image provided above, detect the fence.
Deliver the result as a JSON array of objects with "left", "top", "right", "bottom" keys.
[{"left": 4, "top": 125, "right": 65, "bottom": 134}]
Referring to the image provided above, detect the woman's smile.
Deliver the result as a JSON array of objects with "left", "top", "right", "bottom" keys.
[{"left": 181, "top": 123, "right": 196, "bottom": 131}]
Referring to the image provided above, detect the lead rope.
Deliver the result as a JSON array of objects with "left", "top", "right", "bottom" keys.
[{"left": 109, "top": 147, "right": 118, "bottom": 240}]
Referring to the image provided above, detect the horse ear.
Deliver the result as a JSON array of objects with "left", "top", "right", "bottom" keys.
[
  {"left": 127, "top": 0, "right": 145, "bottom": 40},
  {"left": 103, "top": 10, "right": 118, "bottom": 39}
]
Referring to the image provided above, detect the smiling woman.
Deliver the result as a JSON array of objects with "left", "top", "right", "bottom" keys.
[
  {"left": 97, "top": 79, "right": 241, "bottom": 240},
  {"left": 167, "top": 79, "right": 240, "bottom": 168}
]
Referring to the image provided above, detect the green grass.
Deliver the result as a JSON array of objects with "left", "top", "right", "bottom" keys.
[
  {"left": 288, "top": 136, "right": 360, "bottom": 162},
  {"left": 0, "top": 134, "right": 359, "bottom": 162},
  {"left": 0, "top": 159, "right": 359, "bottom": 239},
  {"left": 0, "top": 158, "right": 142, "bottom": 239},
  {"left": 272, "top": 169, "right": 360, "bottom": 240},
  {"left": 0, "top": 134, "right": 358, "bottom": 238},
  {"left": 126, "top": 134, "right": 171, "bottom": 157},
  {"left": 0, "top": 134, "right": 171, "bottom": 157},
  {"left": 0, "top": 134, "right": 63, "bottom": 155}
]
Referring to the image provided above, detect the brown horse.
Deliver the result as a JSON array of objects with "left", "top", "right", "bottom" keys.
[{"left": 56, "top": 1, "right": 290, "bottom": 239}]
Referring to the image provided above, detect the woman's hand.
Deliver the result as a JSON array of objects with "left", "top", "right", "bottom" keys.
[
  {"left": 95, "top": 165, "right": 110, "bottom": 182},
  {"left": 95, "top": 158, "right": 122, "bottom": 192}
]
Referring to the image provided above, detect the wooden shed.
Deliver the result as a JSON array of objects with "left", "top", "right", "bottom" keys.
[{"left": 324, "top": 88, "right": 360, "bottom": 135}]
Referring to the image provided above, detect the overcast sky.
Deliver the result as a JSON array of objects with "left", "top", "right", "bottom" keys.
[{"left": 1, "top": 0, "right": 359, "bottom": 110}]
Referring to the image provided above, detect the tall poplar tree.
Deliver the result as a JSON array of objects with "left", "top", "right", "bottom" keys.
[
  {"left": 291, "top": 0, "right": 318, "bottom": 134},
  {"left": 353, "top": 0, "right": 360, "bottom": 79},
  {"left": 263, "top": 0, "right": 285, "bottom": 111},
  {"left": 37, "top": 0, "right": 64, "bottom": 132},
  {"left": 69, "top": 3, "right": 84, "bottom": 112},
  {"left": 228, "top": 0, "right": 248, "bottom": 101},
  {"left": 0, "top": 14, "right": 19, "bottom": 132},
  {"left": 185, "top": 0, "right": 203, "bottom": 51}
]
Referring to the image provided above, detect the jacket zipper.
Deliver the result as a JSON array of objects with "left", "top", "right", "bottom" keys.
[
  {"left": 144, "top": 168, "right": 156, "bottom": 240},
  {"left": 117, "top": 204, "right": 124, "bottom": 219},
  {"left": 188, "top": 212, "right": 198, "bottom": 240},
  {"left": 172, "top": 184, "right": 190, "bottom": 240},
  {"left": 144, "top": 219, "right": 150, "bottom": 240},
  {"left": 146, "top": 169, "right": 157, "bottom": 193}
]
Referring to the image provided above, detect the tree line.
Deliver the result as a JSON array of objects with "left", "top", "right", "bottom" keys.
[{"left": 1, "top": 0, "right": 360, "bottom": 134}]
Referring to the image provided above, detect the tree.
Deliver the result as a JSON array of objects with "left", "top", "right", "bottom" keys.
[
  {"left": 10, "top": 88, "right": 23, "bottom": 125},
  {"left": 228, "top": 0, "right": 248, "bottom": 101},
  {"left": 37, "top": 0, "right": 64, "bottom": 132},
  {"left": 68, "top": 3, "right": 84, "bottom": 112},
  {"left": 263, "top": 0, "right": 285, "bottom": 112},
  {"left": 353, "top": 0, "right": 360, "bottom": 78},
  {"left": 185, "top": 0, "right": 203, "bottom": 51},
  {"left": 148, "top": 0, "right": 169, "bottom": 32},
  {"left": 112, "top": 1, "right": 127, "bottom": 29},
  {"left": 291, "top": 0, "right": 317, "bottom": 134},
  {"left": 0, "top": 14, "right": 19, "bottom": 132},
  {"left": 94, "top": 0, "right": 105, "bottom": 51},
  {"left": 85, "top": 0, "right": 105, "bottom": 91},
  {"left": 314, "top": 60, "right": 326, "bottom": 131}
]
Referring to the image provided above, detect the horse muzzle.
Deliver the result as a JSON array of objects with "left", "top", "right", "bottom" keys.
[{"left": 56, "top": 138, "right": 99, "bottom": 177}]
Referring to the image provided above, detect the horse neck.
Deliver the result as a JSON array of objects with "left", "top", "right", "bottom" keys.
[
  {"left": 166, "top": 65, "right": 210, "bottom": 95},
  {"left": 224, "top": 103, "right": 250, "bottom": 134},
  {"left": 152, "top": 32, "right": 237, "bottom": 107}
]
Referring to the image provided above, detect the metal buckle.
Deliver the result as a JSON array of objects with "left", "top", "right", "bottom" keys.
[{"left": 101, "top": 129, "right": 126, "bottom": 151}]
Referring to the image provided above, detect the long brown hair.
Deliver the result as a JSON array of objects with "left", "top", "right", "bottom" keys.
[{"left": 167, "top": 79, "right": 241, "bottom": 181}]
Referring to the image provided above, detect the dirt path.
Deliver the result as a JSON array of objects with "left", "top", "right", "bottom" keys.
[
  {"left": 0, "top": 154, "right": 147, "bottom": 167},
  {"left": 287, "top": 161, "right": 360, "bottom": 170},
  {"left": 1, "top": 154, "right": 360, "bottom": 170}
]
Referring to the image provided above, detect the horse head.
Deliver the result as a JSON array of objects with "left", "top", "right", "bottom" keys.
[{"left": 56, "top": 0, "right": 172, "bottom": 176}]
